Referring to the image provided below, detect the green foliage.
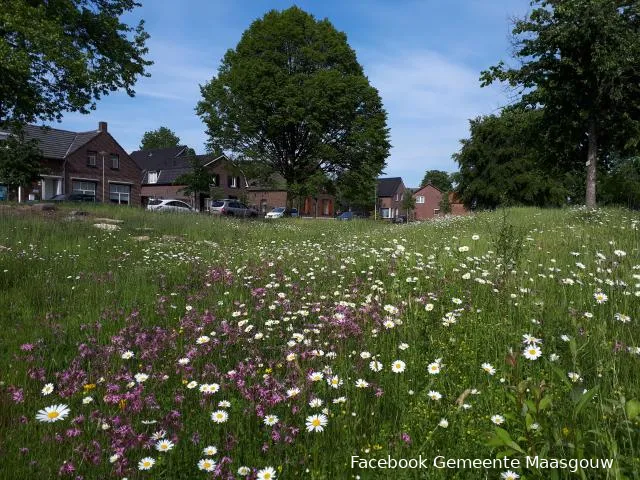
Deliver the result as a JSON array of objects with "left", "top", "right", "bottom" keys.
[
  {"left": 421, "top": 170, "right": 452, "bottom": 191},
  {"left": 481, "top": 1, "right": 640, "bottom": 207},
  {"left": 439, "top": 191, "right": 451, "bottom": 214},
  {"left": 599, "top": 156, "right": 640, "bottom": 209},
  {"left": 139, "top": 127, "right": 182, "bottom": 151},
  {"left": 401, "top": 191, "right": 416, "bottom": 218},
  {"left": 196, "top": 6, "right": 389, "bottom": 197},
  {"left": 0, "top": 127, "right": 43, "bottom": 188},
  {"left": 454, "top": 107, "right": 573, "bottom": 209},
  {"left": 0, "top": 0, "right": 151, "bottom": 124},
  {"left": 174, "top": 157, "right": 213, "bottom": 198}
]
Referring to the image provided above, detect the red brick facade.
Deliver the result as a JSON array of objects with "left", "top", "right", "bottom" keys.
[
  {"left": 64, "top": 130, "right": 141, "bottom": 205},
  {"left": 245, "top": 190, "right": 335, "bottom": 217},
  {"left": 412, "top": 184, "right": 468, "bottom": 220}
]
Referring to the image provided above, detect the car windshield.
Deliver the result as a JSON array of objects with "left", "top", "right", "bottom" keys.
[
  {"left": 211, "top": 201, "right": 224, "bottom": 208},
  {"left": 272, "top": 207, "right": 285, "bottom": 213},
  {"left": 148, "top": 199, "right": 162, "bottom": 205}
]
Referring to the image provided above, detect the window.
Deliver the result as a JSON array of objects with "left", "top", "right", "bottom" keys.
[
  {"left": 72, "top": 181, "right": 96, "bottom": 198},
  {"left": 433, "top": 208, "right": 440, "bottom": 215},
  {"left": 211, "top": 174, "right": 220, "bottom": 187},
  {"left": 381, "top": 208, "right": 391, "bottom": 218},
  {"left": 110, "top": 154, "right": 119, "bottom": 169},
  {"left": 395, "top": 193, "right": 399, "bottom": 201},
  {"left": 260, "top": 200, "right": 268, "bottom": 213},
  {"left": 416, "top": 195, "right": 425, "bottom": 204},
  {"left": 147, "top": 171, "right": 159, "bottom": 184},
  {"left": 229, "top": 175, "right": 238, "bottom": 188},
  {"left": 87, "top": 151, "right": 97, "bottom": 167},
  {"left": 109, "top": 183, "right": 130, "bottom": 204}
]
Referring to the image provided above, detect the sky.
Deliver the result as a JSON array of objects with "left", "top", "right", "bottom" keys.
[{"left": 53, "top": 0, "right": 533, "bottom": 187}]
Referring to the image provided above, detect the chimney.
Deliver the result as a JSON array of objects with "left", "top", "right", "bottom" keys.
[{"left": 98, "top": 121, "right": 108, "bottom": 133}]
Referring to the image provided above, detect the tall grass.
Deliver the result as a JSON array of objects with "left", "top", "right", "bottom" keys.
[{"left": 0, "top": 205, "right": 638, "bottom": 479}]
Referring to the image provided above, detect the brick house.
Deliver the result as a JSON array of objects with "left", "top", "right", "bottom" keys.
[
  {"left": 1, "top": 122, "right": 141, "bottom": 205},
  {"left": 412, "top": 183, "right": 468, "bottom": 220},
  {"left": 376, "top": 177, "right": 406, "bottom": 219},
  {"left": 130, "top": 147, "right": 248, "bottom": 211},
  {"left": 245, "top": 173, "right": 335, "bottom": 217}
]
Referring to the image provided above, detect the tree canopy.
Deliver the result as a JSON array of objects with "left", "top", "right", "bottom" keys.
[
  {"left": 0, "top": 131, "right": 42, "bottom": 189},
  {"left": 140, "top": 127, "right": 181, "bottom": 150},
  {"left": 480, "top": 0, "right": 640, "bottom": 207},
  {"left": 420, "top": 170, "right": 452, "bottom": 191},
  {"left": 196, "top": 6, "right": 390, "bottom": 200},
  {"left": 0, "top": 0, "right": 151, "bottom": 126},
  {"left": 454, "top": 107, "right": 574, "bottom": 209}
]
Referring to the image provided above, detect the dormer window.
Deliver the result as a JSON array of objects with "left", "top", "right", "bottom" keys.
[{"left": 148, "top": 171, "right": 159, "bottom": 184}]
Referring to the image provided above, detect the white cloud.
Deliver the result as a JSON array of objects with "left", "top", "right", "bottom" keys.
[{"left": 364, "top": 49, "right": 507, "bottom": 186}]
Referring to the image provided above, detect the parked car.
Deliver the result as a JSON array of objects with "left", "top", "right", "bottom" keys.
[
  {"left": 337, "top": 211, "right": 359, "bottom": 221},
  {"left": 210, "top": 199, "right": 258, "bottom": 217},
  {"left": 393, "top": 215, "right": 407, "bottom": 224},
  {"left": 265, "top": 207, "right": 300, "bottom": 219},
  {"left": 146, "top": 199, "right": 194, "bottom": 213},
  {"left": 49, "top": 193, "right": 96, "bottom": 202}
]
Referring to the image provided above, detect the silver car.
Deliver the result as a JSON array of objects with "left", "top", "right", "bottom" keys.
[
  {"left": 146, "top": 199, "right": 194, "bottom": 213},
  {"left": 210, "top": 199, "right": 258, "bottom": 217}
]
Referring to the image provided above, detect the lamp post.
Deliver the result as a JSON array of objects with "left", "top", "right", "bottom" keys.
[{"left": 99, "top": 150, "right": 107, "bottom": 203}]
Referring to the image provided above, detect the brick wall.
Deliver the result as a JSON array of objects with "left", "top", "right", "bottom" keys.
[
  {"left": 413, "top": 184, "right": 443, "bottom": 220},
  {"left": 65, "top": 131, "right": 141, "bottom": 205}
]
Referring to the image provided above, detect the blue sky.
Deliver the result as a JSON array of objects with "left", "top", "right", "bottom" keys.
[{"left": 55, "top": 0, "right": 532, "bottom": 187}]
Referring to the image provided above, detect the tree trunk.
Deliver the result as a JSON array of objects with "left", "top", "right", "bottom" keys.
[{"left": 586, "top": 120, "right": 597, "bottom": 208}]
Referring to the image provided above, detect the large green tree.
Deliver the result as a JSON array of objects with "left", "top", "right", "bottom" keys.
[
  {"left": 1, "top": 0, "right": 151, "bottom": 125},
  {"left": 420, "top": 170, "right": 452, "bottom": 191},
  {"left": 196, "top": 7, "right": 390, "bottom": 200},
  {"left": 0, "top": 131, "right": 42, "bottom": 191},
  {"left": 140, "top": 127, "right": 181, "bottom": 150},
  {"left": 454, "top": 107, "right": 574, "bottom": 209},
  {"left": 480, "top": 0, "right": 640, "bottom": 208}
]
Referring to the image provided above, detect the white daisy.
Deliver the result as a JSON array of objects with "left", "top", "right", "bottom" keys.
[
  {"left": 369, "top": 360, "right": 383, "bottom": 372},
  {"left": 522, "top": 345, "right": 542, "bottom": 360},
  {"left": 138, "top": 457, "right": 155, "bottom": 470},
  {"left": 134, "top": 373, "right": 149, "bottom": 383},
  {"left": 238, "top": 466, "right": 251, "bottom": 476},
  {"left": 305, "top": 414, "right": 328, "bottom": 432},
  {"left": 263, "top": 414, "right": 279, "bottom": 426},
  {"left": 427, "top": 362, "right": 441, "bottom": 374},
  {"left": 257, "top": 466, "right": 277, "bottom": 480},
  {"left": 491, "top": 414, "right": 505, "bottom": 425},
  {"left": 355, "top": 379, "right": 369, "bottom": 388},
  {"left": 155, "top": 439, "right": 174, "bottom": 452},
  {"left": 41, "top": 383, "right": 54, "bottom": 396},
  {"left": 36, "top": 404, "right": 70, "bottom": 423},
  {"left": 211, "top": 410, "right": 229, "bottom": 424},
  {"left": 197, "top": 458, "right": 216, "bottom": 472},
  {"left": 121, "top": 350, "right": 134, "bottom": 360},
  {"left": 203, "top": 445, "right": 217, "bottom": 456},
  {"left": 391, "top": 360, "right": 406, "bottom": 373},
  {"left": 481, "top": 363, "right": 496, "bottom": 375}
]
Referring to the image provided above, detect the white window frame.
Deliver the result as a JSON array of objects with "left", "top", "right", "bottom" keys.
[
  {"left": 381, "top": 208, "right": 391, "bottom": 218},
  {"left": 72, "top": 181, "right": 96, "bottom": 196},
  {"left": 87, "top": 152, "right": 97, "bottom": 167},
  {"left": 433, "top": 208, "right": 440, "bottom": 215},
  {"left": 416, "top": 195, "right": 425, "bottom": 204},
  {"left": 230, "top": 176, "right": 238, "bottom": 188},
  {"left": 147, "top": 171, "right": 159, "bottom": 184},
  {"left": 111, "top": 154, "right": 119, "bottom": 169},
  {"left": 109, "top": 183, "right": 130, "bottom": 205}
]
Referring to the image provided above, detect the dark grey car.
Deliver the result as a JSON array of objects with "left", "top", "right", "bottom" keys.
[{"left": 210, "top": 199, "right": 258, "bottom": 217}]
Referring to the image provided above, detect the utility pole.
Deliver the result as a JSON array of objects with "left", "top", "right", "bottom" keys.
[{"left": 99, "top": 150, "right": 107, "bottom": 203}]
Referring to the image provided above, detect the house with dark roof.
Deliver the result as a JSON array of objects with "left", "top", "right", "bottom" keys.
[
  {"left": 1, "top": 121, "right": 141, "bottom": 205},
  {"left": 376, "top": 177, "right": 406, "bottom": 219},
  {"left": 412, "top": 183, "right": 468, "bottom": 220},
  {"left": 129, "top": 146, "right": 248, "bottom": 211}
]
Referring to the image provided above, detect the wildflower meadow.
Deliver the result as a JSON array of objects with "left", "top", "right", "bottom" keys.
[{"left": 0, "top": 206, "right": 638, "bottom": 479}]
